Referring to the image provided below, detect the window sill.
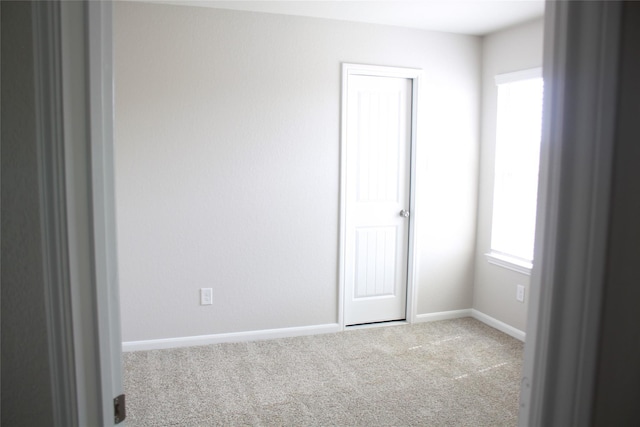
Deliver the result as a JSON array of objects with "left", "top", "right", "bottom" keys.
[{"left": 485, "top": 252, "right": 532, "bottom": 275}]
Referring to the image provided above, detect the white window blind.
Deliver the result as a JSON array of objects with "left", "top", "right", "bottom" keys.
[{"left": 488, "top": 68, "right": 543, "bottom": 273}]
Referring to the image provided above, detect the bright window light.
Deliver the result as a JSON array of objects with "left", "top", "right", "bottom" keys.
[{"left": 489, "top": 69, "right": 543, "bottom": 272}]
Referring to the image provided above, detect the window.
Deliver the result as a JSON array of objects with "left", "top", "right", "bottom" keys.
[{"left": 486, "top": 68, "right": 543, "bottom": 275}]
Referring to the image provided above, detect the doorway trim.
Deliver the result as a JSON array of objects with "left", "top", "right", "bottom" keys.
[
  {"left": 338, "top": 63, "right": 422, "bottom": 329},
  {"left": 31, "top": 1, "right": 123, "bottom": 425},
  {"left": 519, "top": 1, "right": 624, "bottom": 425}
]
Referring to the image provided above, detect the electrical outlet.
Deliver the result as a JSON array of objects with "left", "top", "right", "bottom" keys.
[
  {"left": 516, "top": 284, "right": 525, "bottom": 303},
  {"left": 200, "top": 288, "right": 213, "bottom": 305}
]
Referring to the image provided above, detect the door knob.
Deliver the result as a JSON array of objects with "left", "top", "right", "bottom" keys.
[{"left": 400, "top": 209, "right": 410, "bottom": 218}]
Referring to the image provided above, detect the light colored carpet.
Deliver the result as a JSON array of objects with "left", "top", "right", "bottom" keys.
[{"left": 123, "top": 318, "right": 524, "bottom": 426}]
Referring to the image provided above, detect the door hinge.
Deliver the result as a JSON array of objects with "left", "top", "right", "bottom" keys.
[{"left": 114, "top": 394, "right": 126, "bottom": 424}]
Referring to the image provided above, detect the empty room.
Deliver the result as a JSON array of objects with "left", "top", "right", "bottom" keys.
[
  {"left": 5, "top": 1, "right": 639, "bottom": 426},
  {"left": 113, "top": 1, "right": 545, "bottom": 425}
]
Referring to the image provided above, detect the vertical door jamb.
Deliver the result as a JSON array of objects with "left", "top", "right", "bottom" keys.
[{"left": 34, "top": 1, "right": 123, "bottom": 424}]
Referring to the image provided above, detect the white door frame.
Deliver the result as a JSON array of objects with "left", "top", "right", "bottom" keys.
[
  {"left": 339, "top": 63, "right": 422, "bottom": 329},
  {"left": 519, "top": 1, "right": 624, "bottom": 425},
  {"left": 32, "top": 1, "right": 123, "bottom": 425}
]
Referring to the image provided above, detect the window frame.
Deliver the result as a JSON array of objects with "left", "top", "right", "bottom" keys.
[{"left": 486, "top": 67, "right": 543, "bottom": 275}]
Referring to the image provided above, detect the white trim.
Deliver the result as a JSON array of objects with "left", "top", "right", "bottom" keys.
[
  {"left": 343, "top": 63, "right": 425, "bottom": 80},
  {"left": 338, "top": 65, "right": 348, "bottom": 329},
  {"left": 123, "top": 323, "right": 342, "bottom": 352},
  {"left": 520, "top": 1, "right": 623, "bottom": 426},
  {"left": 495, "top": 67, "right": 542, "bottom": 86},
  {"left": 471, "top": 310, "right": 526, "bottom": 342},
  {"left": 87, "top": 1, "right": 125, "bottom": 425},
  {"left": 123, "top": 311, "right": 529, "bottom": 352},
  {"left": 35, "top": 2, "right": 122, "bottom": 425},
  {"left": 412, "top": 309, "right": 526, "bottom": 342},
  {"left": 32, "top": 2, "right": 78, "bottom": 425},
  {"left": 60, "top": 2, "right": 105, "bottom": 424},
  {"left": 339, "top": 63, "right": 422, "bottom": 329},
  {"left": 414, "top": 309, "right": 472, "bottom": 323},
  {"left": 485, "top": 252, "right": 532, "bottom": 275},
  {"left": 406, "top": 66, "right": 421, "bottom": 325}
]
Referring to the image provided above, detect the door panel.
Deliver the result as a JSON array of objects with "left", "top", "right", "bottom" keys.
[
  {"left": 345, "top": 75, "right": 412, "bottom": 326},
  {"left": 355, "top": 227, "right": 398, "bottom": 298}
]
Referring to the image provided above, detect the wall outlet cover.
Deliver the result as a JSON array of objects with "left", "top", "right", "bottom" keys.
[{"left": 200, "top": 288, "right": 213, "bottom": 305}]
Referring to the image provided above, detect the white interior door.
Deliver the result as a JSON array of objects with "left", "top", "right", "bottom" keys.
[{"left": 344, "top": 74, "right": 413, "bottom": 326}]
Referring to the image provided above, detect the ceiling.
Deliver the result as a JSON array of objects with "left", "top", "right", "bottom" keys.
[{"left": 146, "top": 0, "right": 545, "bottom": 36}]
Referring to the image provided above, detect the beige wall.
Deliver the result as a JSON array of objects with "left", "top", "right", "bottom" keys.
[
  {"left": 472, "top": 18, "right": 545, "bottom": 332},
  {"left": 115, "top": 1, "right": 481, "bottom": 342}
]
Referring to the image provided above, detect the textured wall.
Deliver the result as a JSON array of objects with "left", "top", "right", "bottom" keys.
[
  {"left": 1, "top": 1, "right": 55, "bottom": 424},
  {"left": 115, "top": 1, "right": 481, "bottom": 342},
  {"left": 473, "top": 18, "right": 545, "bottom": 331}
]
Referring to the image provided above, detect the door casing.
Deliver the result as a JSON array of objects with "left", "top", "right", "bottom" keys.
[{"left": 339, "top": 63, "right": 422, "bottom": 329}]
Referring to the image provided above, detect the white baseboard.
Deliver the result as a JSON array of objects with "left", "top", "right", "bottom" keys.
[
  {"left": 414, "top": 309, "right": 473, "bottom": 323},
  {"left": 471, "top": 309, "right": 526, "bottom": 342},
  {"left": 122, "top": 323, "right": 341, "bottom": 352},
  {"left": 123, "top": 310, "right": 525, "bottom": 351}
]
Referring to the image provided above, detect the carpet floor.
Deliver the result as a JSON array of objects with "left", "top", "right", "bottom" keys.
[{"left": 123, "top": 318, "right": 524, "bottom": 426}]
